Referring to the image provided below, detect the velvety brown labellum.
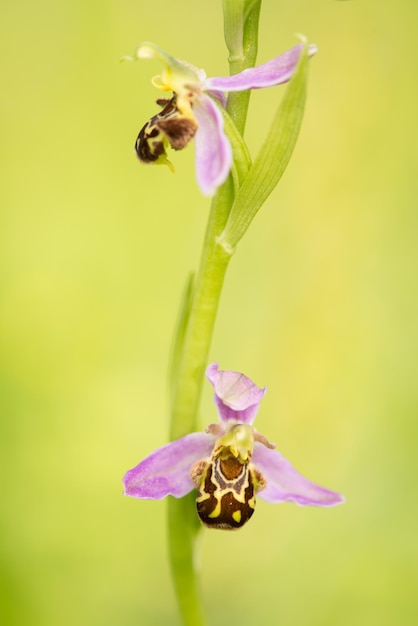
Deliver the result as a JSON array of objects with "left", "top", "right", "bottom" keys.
[
  {"left": 134, "top": 95, "right": 197, "bottom": 164},
  {"left": 194, "top": 456, "right": 257, "bottom": 530}
]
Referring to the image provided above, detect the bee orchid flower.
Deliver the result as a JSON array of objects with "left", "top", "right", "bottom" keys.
[
  {"left": 123, "top": 363, "right": 344, "bottom": 530},
  {"left": 130, "top": 41, "right": 317, "bottom": 195}
]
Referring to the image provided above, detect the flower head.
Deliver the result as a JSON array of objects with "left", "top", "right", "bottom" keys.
[
  {"left": 130, "top": 41, "right": 317, "bottom": 195},
  {"left": 123, "top": 364, "right": 344, "bottom": 530}
]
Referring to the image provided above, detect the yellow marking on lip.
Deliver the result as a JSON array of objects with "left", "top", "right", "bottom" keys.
[
  {"left": 232, "top": 510, "right": 242, "bottom": 524},
  {"left": 208, "top": 499, "right": 221, "bottom": 519}
]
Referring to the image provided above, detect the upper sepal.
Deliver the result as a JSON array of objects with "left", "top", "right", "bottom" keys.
[
  {"left": 205, "top": 43, "right": 317, "bottom": 93},
  {"left": 206, "top": 363, "right": 267, "bottom": 424}
]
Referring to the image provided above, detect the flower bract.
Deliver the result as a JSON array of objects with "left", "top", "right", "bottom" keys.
[
  {"left": 130, "top": 41, "right": 317, "bottom": 195},
  {"left": 123, "top": 363, "right": 344, "bottom": 530}
]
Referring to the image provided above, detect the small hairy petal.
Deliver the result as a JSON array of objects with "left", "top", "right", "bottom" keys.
[
  {"left": 206, "top": 362, "right": 266, "bottom": 424},
  {"left": 193, "top": 95, "right": 232, "bottom": 196},
  {"left": 204, "top": 43, "right": 317, "bottom": 93},
  {"left": 253, "top": 443, "right": 345, "bottom": 507},
  {"left": 123, "top": 432, "right": 215, "bottom": 499}
]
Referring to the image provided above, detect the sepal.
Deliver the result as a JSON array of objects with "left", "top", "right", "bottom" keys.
[
  {"left": 123, "top": 432, "right": 215, "bottom": 499},
  {"left": 206, "top": 363, "right": 267, "bottom": 424},
  {"left": 253, "top": 443, "right": 345, "bottom": 507},
  {"left": 218, "top": 37, "right": 312, "bottom": 250}
]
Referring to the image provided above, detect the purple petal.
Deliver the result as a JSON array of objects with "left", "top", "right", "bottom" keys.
[
  {"left": 204, "top": 43, "right": 317, "bottom": 93},
  {"left": 206, "top": 363, "right": 267, "bottom": 425},
  {"left": 193, "top": 95, "right": 232, "bottom": 196},
  {"left": 123, "top": 432, "right": 215, "bottom": 499},
  {"left": 253, "top": 443, "right": 345, "bottom": 507}
]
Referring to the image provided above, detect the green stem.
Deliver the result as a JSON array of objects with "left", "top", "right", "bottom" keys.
[
  {"left": 167, "top": 493, "right": 206, "bottom": 626},
  {"left": 224, "top": 0, "right": 262, "bottom": 134},
  {"left": 167, "top": 4, "right": 261, "bottom": 624},
  {"left": 169, "top": 181, "right": 234, "bottom": 441},
  {"left": 167, "top": 183, "right": 233, "bottom": 626}
]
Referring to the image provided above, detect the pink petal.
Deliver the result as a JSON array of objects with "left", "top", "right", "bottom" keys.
[
  {"left": 123, "top": 432, "right": 215, "bottom": 499},
  {"left": 204, "top": 43, "right": 317, "bottom": 93},
  {"left": 253, "top": 443, "right": 345, "bottom": 507},
  {"left": 206, "top": 363, "right": 267, "bottom": 425},
  {"left": 193, "top": 95, "right": 232, "bottom": 196}
]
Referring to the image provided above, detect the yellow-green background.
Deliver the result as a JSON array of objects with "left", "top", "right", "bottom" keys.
[{"left": 1, "top": 1, "right": 417, "bottom": 624}]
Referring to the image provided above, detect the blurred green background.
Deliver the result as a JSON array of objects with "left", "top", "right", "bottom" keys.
[{"left": 1, "top": 1, "right": 417, "bottom": 624}]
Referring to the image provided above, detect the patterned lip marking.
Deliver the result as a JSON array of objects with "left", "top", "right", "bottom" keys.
[
  {"left": 193, "top": 454, "right": 258, "bottom": 530},
  {"left": 134, "top": 95, "right": 197, "bottom": 165}
]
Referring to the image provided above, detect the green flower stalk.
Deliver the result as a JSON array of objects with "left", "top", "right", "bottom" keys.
[{"left": 123, "top": 3, "right": 325, "bottom": 624}]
